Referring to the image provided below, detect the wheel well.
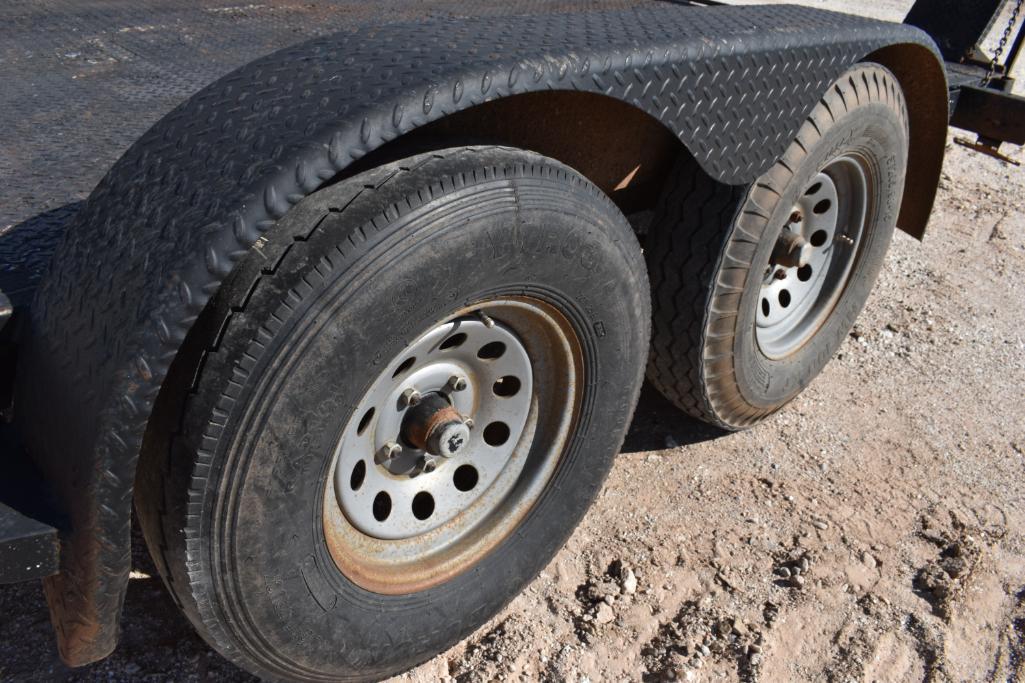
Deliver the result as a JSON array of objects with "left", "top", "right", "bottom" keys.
[
  {"left": 339, "top": 90, "right": 689, "bottom": 223},
  {"left": 864, "top": 44, "right": 949, "bottom": 240}
]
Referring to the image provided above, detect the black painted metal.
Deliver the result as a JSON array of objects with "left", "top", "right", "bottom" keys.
[
  {"left": 1005, "top": 9, "right": 1025, "bottom": 77},
  {"left": 946, "top": 61, "right": 991, "bottom": 90},
  {"left": 0, "top": 502, "right": 59, "bottom": 585},
  {"left": 904, "top": 0, "right": 1005, "bottom": 62},
  {"left": 920, "top": 0, "right": 1025, "bottom": 148},
  {"left": 4, "top": 0, "right": 942, "bottom": 665},
  {"left": 951, "top": 84, "right": 1025, "bottom": 144}
]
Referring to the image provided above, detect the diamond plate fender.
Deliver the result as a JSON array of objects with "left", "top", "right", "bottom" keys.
[{"left": 19, "top": 3, "right": 943, "bottom": 666}]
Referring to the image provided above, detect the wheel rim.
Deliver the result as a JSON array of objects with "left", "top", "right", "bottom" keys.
[
  {"left": 755, "top": 155, "right": 869, "bottom": 359},
  {"left": 323, "top": 297, "right": 582, "bottom": 594}
]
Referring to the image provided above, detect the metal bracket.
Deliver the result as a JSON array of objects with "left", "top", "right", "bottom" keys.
[
  {"left": 953, "top": 136, "right": 1022, "bottom": 164},
  {"left": 950, "top": 84, "right": 1025, "bottom": 164}
]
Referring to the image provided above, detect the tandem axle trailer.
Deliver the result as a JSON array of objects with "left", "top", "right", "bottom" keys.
[{"left": 1, "top": 0, "right": 1022, "bottom": 679}]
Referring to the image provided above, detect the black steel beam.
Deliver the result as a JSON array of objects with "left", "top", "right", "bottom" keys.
[{"left": 950, "top": 84, "right": 1025, "bottom": 144}]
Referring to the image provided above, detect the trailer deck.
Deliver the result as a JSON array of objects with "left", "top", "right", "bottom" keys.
[{"left": 1, "top": 0, "right": 653, "bottom": 307}]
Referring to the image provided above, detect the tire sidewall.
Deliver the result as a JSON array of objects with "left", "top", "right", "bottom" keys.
[
  {"left": 731, "top": 97, "right": 907, "bottom": 410},
  {"left": 191, "top": 155, "right": 648, "bottom": 680}
]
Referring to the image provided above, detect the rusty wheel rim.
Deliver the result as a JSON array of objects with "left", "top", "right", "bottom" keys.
[{"left": 323, "top": 297, "right": 582, "bottom": 594}]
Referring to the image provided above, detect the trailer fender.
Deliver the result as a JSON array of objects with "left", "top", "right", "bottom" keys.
[{"left": 865, "top": 42, "right": 950, "bottom": 240}]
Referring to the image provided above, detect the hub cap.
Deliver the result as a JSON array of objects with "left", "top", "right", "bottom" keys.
[
  {"left": 323, "top": 298, "right": 581, "bottom": 593},
  {"left": 756, "top": 155, "right": 869, "bottom": 359}
]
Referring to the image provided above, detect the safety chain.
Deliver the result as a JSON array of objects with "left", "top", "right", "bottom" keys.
[{"left": 983, "top": 0, "right": 1024, "bottom": 84}]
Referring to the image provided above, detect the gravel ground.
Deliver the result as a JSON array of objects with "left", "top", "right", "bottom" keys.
[{"left": 2, "top": 1, "right": 1024, "bottom": 681}]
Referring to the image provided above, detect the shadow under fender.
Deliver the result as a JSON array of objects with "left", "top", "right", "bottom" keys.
[{"left": 17, "top": 3, "right": 943, "bottom": 664}]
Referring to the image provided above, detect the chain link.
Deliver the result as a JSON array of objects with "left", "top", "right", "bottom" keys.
[{"left": 983, "top": 0, "right": 1024, "bottom": 84}]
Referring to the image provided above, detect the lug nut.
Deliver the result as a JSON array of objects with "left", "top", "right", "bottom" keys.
[
  {"left": 400, "top": 388, "right": 422, "bottom": 408},
  {"left": 420, "top": 455, "right": 439, "bottom": 474},
  {"left": 445, "top": 375, "right": 468, "bottom": 393},
  {"left": 789, "top": 210, "right": 803, "bottom": 224},
  {"left": 463, "top": 417, "right": 475, "bottom": 430},
  {"left": 376, "top": 441, "right": 402, "bottom": 464}
]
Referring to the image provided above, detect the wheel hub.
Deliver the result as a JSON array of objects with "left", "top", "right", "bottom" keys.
[
  {"left": 400, "top": 391, "right": 471, "bottom": 458},
  {"left": 772, "top": 221, "right": 813, "bottom": 268},
  {"left": 330, "top": 310, "right": 535, "bottom": 540}
]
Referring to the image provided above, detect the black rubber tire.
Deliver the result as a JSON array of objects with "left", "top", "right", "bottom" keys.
[
  {"left": 134, "top": 146, "right": 649, "bottom": 681},
  {"left": 646, "top": 63, "right": 908, "bottom": 430}
]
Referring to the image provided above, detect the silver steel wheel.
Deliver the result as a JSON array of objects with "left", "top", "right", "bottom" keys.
[
  {"left": 755, "top": 155, "right": 869, "bottom": 359},
  {"left": 323, "top": 297, "right": 582, "bottom": 594}
]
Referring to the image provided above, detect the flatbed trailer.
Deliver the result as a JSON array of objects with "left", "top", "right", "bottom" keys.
[{"left": 1, "top": 1, "right": 1023, "bottom": 680}]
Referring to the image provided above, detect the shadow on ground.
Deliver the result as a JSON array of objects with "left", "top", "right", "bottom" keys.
[{"left": 620, "top": 381, "right": 726, "bottom": 453}]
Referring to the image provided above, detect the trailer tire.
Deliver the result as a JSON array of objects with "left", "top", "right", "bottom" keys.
[
  {"left": 646, "top": 63, "right": 908, "bottom": 430},
  {"left": 134, "top": 146, "right": 648, "bottom": 681}
]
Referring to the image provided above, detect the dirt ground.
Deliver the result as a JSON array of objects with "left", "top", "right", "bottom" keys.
[{"left": 2, "top": 1, "right": 1024, "bottom": 682}]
